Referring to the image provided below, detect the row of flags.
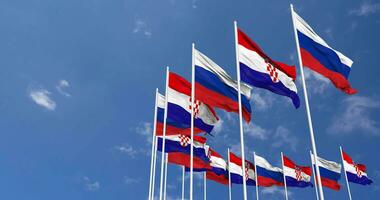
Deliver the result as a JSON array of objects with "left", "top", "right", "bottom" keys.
[
  {"left": 157, "top": 134, "right": 373, "bottom": 190},
  {"left": 148, "top": 5, "right": 365, "bottom": 200}
]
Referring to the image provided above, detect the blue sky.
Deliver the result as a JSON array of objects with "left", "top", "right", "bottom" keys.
[{"left": 0, "top": 0, "right": 379, "bottom": 199}]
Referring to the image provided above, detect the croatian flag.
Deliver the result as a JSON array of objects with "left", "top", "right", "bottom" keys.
[
  {"left": 293, "top": 10, "right": 357, "bottom": 94},
  {"left": 167, "top": 73, "right": 219, "bottom": 134},
  {"left": 237, "top": 28, "right": 300, "bottom": 108},
  {"left": 168, "top": 152, "right": 211, "bottom": 171},
  {"left": 229, "top": 152, "right": 256, "bottom": 186},
  {"left": 194, "top": 48, "right": 252, "bottom": 122},
  {"left": 283, "top": 155, "right": 313, "bottom": 187},
  {"left": 209, "top": 148, "right": 228, "bottom": 175},
  {"left": 155, "top": 92, "right": 204, "bottom": 136},
  {"left": 311, "top": 154, "right": 342, "bottom": 190},
  {"left": 255, "top": 154, "right": 284, "bottom": 187},
  {"left": 342, "top": 150, "right": 373, "bottom": 185},
  {"left": 157, "top": 135, "right": 210, "bottom": 163}
]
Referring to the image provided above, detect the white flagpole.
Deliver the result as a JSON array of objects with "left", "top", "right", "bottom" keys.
[
  {"left": 310, "top": 151, "right": 320, "bottom": 200},
  {"left": 159, "top": 67, "right": 170, "bottom": 200},
  {"left": 152, "top": 136, "right": 158, "bottom": 200},
  {"left": 204, "top": 172, "right": 207, "bottom": 200},
  {"left": 281, "top": 152, "right": 289, "bottom": 200},
  {"left": 228, "top": 148, "right": 232, "bottom": 200},
  {"left": 164, "top": 153, "right": 168, "bottom": 200},
  {"left": 148, "top": 88, "right": 159, "bottom": 200},
  {"left": 290, "top": 4, "right": 324, "bottom": 200},
  {"left": 253, "top": 152, "right": 259, "bottom": 200},
  {"left": 340, "top": 146, "right": 353, "bottom": 200},
  {"left": 233, "top": 20, "right": 248, "bottom": 200},
  {"left": 182, "top": 166, "right": 185, "bottom": 200},
  {"left": 190, "top": 43, "right": 196, "bottom": 200}
]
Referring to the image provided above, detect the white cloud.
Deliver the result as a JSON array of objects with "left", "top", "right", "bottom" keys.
[
  {"left": 250, "top": 92, "right": 274, "bottom": 111},
  {"left": 261, "top": 187, "right": 292, "bottom": 197},
  {"left": 133, "top": 19, "right": 152, "bottom": 37},
  {"left": 212, "top": 119, "right": 224, "bottom": 135},
  {"left": 114, "top": 143, "right": 138, "bottom": 158},
  {"left": 136, "top": 122, "right": 153, "bottom": 143},
  {"left": 350, "top": 1, "right": 380, "bottom": 16},
  {"left": 328, "top": 96, "right": 380, "bottom": 135},
  {"left": 29, "top": 88, "right": 56, "bottom": 111},
  {"left": 272, "top": 126, "right": 298, "bottom": 152},
  {"left": 244, "top": 123, "right": 269, "bottom": 140},
  {"left": 302, "top": 68, "right": 330, "bottom": 94},
  {"left": 56, "top": 79, "right": 71, "bottom": 97},
  {"left": 124, "top": 177, "right": 141, "bottom": 184},
  {"left": 83, "top": 176, "right": 100, "bottom": 191}
]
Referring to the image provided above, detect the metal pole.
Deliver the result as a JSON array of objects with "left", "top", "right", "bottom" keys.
[
  {"left": 228, "top": 148, "right": 232, "bottom": 200},
  {"left": 159, "top": 67, "right": 170, "bottom": 200},
  {"left": 148, "top": 89, "right": 159, "bottom": 200},
  {"left": 233, "top": 20, "right": 248, "bottom": 200},
  {"left": 281, "top": 152, "right": 288, "bottom": 200},
  {"left": 182, "top": 166, "right": 185, "bottom": 200},
  {"left": 163, "top": 153, "right": 168, "bottom": 200},
  {"left": 340, "top": 146, "right": 353, "bottom": 200},
  {"left": 190, "top": 43, "right": 196, "bottom": 200},
  {"left": 310, "top": 151, "right": 320, "bottom": 200},
  {"left": 253, "top": 152, "right": 259, "bottom": 200},
  {"left": 290, "top": 4, "right": 324, "bottom": 200},
  {"left": 204, "top": 172, "right": 207, "bottom": 200},
  {"left": 152, "top": 136, "right": 158, "bottom": 200}
]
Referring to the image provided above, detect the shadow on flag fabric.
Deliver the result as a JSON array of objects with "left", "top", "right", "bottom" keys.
[
  {"left": 167, "top": 72, "right": 219, "bottom": 134},
  {"left": 155, "top": 92, "right": 204, "bottom": 136},
  {"left": 237, "top": 27, "right": 300, "bottom": 108},
  {"left": 283, "top": 155, "right": 313, "bottom": 187},
  {"left": 229, "top": 152, "right": 256, "bottom": 186},
  {"left": 157, "top": 135, "right": 210, "bottom": 163},
  {"left": 311, "top": 153, "right": 342, "bottom": 190},
  {"left": 342, "top": 150, "right": 373, "bottom": 185},
  {"left": 255, "top": 154, "right": 284, "bottom": 187},
  {"left": 293, "top": 10, "right": 357, "bottom": 94},
  {"left": 194, "top": 48, "right": 252, "bottom": 122}
]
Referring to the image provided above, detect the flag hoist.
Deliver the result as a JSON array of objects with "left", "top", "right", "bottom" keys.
[
  {"left": 290, "top": 4, "right": 325, "bottom": 200},
  {"left": 233, "top": 20, "right": 249, "bottom": 200}
]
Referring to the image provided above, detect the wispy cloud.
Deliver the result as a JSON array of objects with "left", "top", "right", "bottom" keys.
[
  {"left": 250, "top": 91, "right": 274, "bottom": 111},
  {"left": 212, "top": 118, "right": 224, "bottom": 135},
  {"left": 114, "top": 143, "right": 138, "bottom": 158},
  {"left": 136, "top": 122, "right": 153, "bottom": 143},
  {"left": 272, "top": 126, "right": 298, "bottom": 152},
  {"left": 83, "top": 176, "right": 100, "bottom": 191},
  {"left": 29, "top": 88, "right": 56, "bottom": 111},
  {"left": 350, "top": 1, "right": 380, "bottom": 16},
  {"left": 133, "top": 19, "right": 152, "bottom": 37},
  {"left": 261, "top": 186, "right": 292, "bottom": 197},
  {"left": 56, "top": 79, "right": 71, "bottom": 97},
  {"left": 124, "top": 176, "right": 141, "bottom": 184},
  {"left": 328, "top": 96, "right": 380, "bottom": 135},
  {"left": 244, "top": 123, "right": 269, "bottom": 140},
  {"left": 302, "top": 68, "right": 330, "bottom": 94}
]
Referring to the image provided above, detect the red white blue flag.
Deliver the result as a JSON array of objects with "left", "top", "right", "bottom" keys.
[
  {"left": 311, "top": 153, "right": 341, "bottom": 190},
  {"left": 237, "top": 28, "right": 300, "bottom": 108},
  {"left": 283, "top": 155, "right": 313, "bottom": 188},
  {"left": 194, "top": 48, "right": 252, "bottom": 122},
  {"left": 342, "top": 150, "right": 373, "bottom": 185},
  {"left": 255, "top": 154, "right": 284, "bottom": 187},
  {"left": 293, "top": 10, "right": 357, "bottom": 94},
  {"left": 229, "top": 152, "right": 256, "bottom": 186}
]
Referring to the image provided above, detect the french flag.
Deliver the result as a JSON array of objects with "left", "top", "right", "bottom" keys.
[
  {"left": 311, "top": 154, "right": 342, "bottom": 190},
  {"left": 342, "top": 150, "right": 373, "bottom": 185},
  {"left": 283, "top": 155, "right": 313, "bottom": 188},
  {"left": 194, "top": 48, "right": 252, "bottom": 122},
  {"left": 237, "top": 27, "right": 300, "bottom": 108},
  {"left": 255, "top": 154, "right": 284, "bottom": 187},
  {"left": 155, "top": 92, "right": 204, "bottom": 136},
  {"left": 293, "top": 10, "right": 357, "bottom": 94},
  {"left": 157, "top": 135, "right": 210, "bottom": 163},
  {"left": 229, "top": 152, "right": 256, "bottom": 186},
  {"left": 168, "top": 72, "right": 219, "bottom": 134}
]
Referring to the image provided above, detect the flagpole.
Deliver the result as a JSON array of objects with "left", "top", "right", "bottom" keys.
[
  {"left": 164, "top": 153, "right": 168, "bottom": 200},
  {"left": 290, "top": 4, "right": 324, "bottom": 200},
  {"left": 228, "top": 148, "right": 232, "bottom": 200},
  {"left": 182, "top": 166, "right": 185, "bottom": 200},
  {"left": 310, "top": 150, "right": 320, "bottom": 200},
  {"left": 234, "top": 20, "right": 248, "bottom": 200},
  {"left": 253, "top": 152, "right": 259, "bottom": 200},
  {"left": 152, "top": 136, "right": 158, "bottom": 200},
  {"left": 204, "top": 172, "right": 207, "bottom": 200},
  {"left": 281, "top": 152, "right": 289, "bottom": 200},
  {"left": 340, "top": 146, "right": 353, "bottom": 200},
  {"left": 148, "top": 88, "right": 159, "bottom": 200},
  {"left": 159, "top": 67, "right": 170, "bottom": 200},
  {"left": 190, "top": 43, "right": 196, "bottom": 200}
]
